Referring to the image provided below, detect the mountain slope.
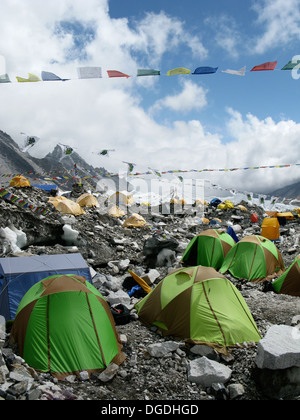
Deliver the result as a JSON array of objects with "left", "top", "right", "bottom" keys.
[
  {"left": 269, "top": 180, "right": 300, "bottom": 199},
  {"left": 0, "top": 130, "right": 109, "bottom": 191}
]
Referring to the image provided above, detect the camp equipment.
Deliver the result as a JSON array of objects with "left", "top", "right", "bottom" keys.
[
  {"left": 251, "top": 213, "right": 258, "bottom": 223},
  {"left": 220, "top": 235, "right": 285, "bottom": 282},
  {"left": 128, "top": 270, "right": 152, "bottom": 294},
  {"left": 181, "top": 229, "right": 235, "bottom": 270},
  {"left": 135, "top": 266, "right": 261, "bottom": 354},
  {"left": 9, "top": 175, "right": 31, "bottom": 188},
  {"left": 0, "top": 253, "right": 92, "bottom": 320},
  {"left": 272, "top": 255, "right": 300, "bottom": 297},
  {"left": 10, "top": 274, "right": 125, "bottom": 379},
  {"left": 261, "top": 218, "right": 280, "bottom": 241}
]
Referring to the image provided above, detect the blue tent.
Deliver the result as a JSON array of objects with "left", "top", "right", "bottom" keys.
[
  {"left": 209, "top": 198, "right": 222, "bottom": 207},
  {"left": 0, "top": 253, "right": 92, "bottom": 320}
]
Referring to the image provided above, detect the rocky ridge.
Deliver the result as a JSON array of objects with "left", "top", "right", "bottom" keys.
[{"left": 0, "top": 184, "right": 300, "bottom": 401}]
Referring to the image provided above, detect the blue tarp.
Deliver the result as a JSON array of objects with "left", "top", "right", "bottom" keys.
[
  {"left": 227, "top": 226, "right": 239, "bottom": 243},
  {"left": 0, "top": 253, "right": 92, "bottom": 320},
  {"left": 32, "top": 184, "right": 58, "bottom": 192}
]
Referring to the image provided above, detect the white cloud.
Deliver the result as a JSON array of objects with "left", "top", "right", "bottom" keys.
[
  {"left": 204, "top": 15, "right": 242, "bottom": 58},
  {"left": 149, "top": 80, "right": 208, "bottom": 114},
  {"left": 251, "top": 0, "right": 300, "bottom": 53},
  {"left": 132, "top": 11, "right": 208, "bottom": 64},
  {"left": 221, "top": 108, "right": 300, "bottom": 192},
  {"left": 0, "top": 0, "right": 299, "bottom": 196}
]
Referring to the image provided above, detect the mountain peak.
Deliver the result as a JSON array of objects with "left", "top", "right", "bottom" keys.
[{"left": 0, "top": 131, "right": 108, "bottom": 191}]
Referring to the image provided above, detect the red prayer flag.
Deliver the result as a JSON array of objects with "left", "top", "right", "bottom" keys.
[
  {"left": 107, "top": 70, "right": 130, "bottom": 78},
  {"left": 250, "top": 61, "right": 277, "bottom": 71}
]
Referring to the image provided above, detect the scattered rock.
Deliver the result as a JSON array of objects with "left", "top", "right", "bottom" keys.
[
  {"left": 256, "top": 325, "right": 300, "bottom": 370},
  {"left": 0, "top": 185, "right": 300, "bottom": 400},
  {"left": 187, "top": 357, "right": 232, "bottom": 387}
]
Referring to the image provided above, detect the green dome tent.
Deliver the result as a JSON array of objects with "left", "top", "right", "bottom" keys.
[
  {"left": 220, "top": 235, "right": 285, "bottom": 282},
  {"left": 10, "top": 274, "right": 125, "bottom": 380},
  {"left": 134, "top": 266, "right": 261, "bottom": 354},
  {"left": 272, "top": 255, "right": 300, "bottom": 297},
  {"left": 181, "top": 229, "right": 235, "bottom": 270}
]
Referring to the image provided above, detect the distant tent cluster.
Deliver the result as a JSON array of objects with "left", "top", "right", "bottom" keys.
[{"left": 0, "top": 58, "right": 300, "bottom": 85}]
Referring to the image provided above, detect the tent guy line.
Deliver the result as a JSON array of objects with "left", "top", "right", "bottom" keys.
[
  {"left": 0, "top": 163, "right": 299, "bottom": 180},
  {"left": 1, "top": 59, "right": 300, "bottom": 84}
]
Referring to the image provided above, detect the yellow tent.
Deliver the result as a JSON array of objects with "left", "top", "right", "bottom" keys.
[
  {"left": 218, "top": 200, "right": 234, "bottom": 210},
  {"left": 55, "top": 199, "right": 85, "bottom": 216},
  {"left": 194, "top": 199, "right": 208, "bottom": 206},
  {"left": 170, "top": 198, "right": 186, "bottom": 205},
  {"left": 76, "top": 193, "right": 99, "bottom": 208},
  {"left": 200, "top": 217, "right": 210, "bottom": 224},
  {"left": 48, "top": 196, "right": 68, "bottom": 205},
  {"left": 109, "top": 192, "right": 134, "bottom": 206},
  {"left": 277, "top": 212, "right": 294, "bottom": 220},
  {"left": 265, "top": 211, "right": 278, "bottom": 217},
  {"left": 212, "top": 218, "right": 222, "bottom": 223},
  {"left": 108, "top": 205, "right": 125, "bottom": 218},
  {"left": 9, "top": 175, "right": 31, "bottom": 188},
  {"left": 261, "top": 218, "right": 280, "bottom": 241},
  {"left": 236, "top": 204, "right": 248, "bottom": 211},
  {"left": 123, "top": 213, "right": 147, "bottom": 228},
  {"left": 141, "top": 201, "right": 151, "bottom": 207}
]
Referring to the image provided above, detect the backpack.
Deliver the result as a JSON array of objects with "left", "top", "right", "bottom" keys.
[{"left": 110, "top": 304, "right": 131, "bottom": 325}]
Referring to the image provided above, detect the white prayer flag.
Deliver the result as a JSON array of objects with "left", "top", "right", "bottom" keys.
[
  {"left": 221, "top": 66, "right": 246, "bottom": 76},
  {"left": 77, "top": 67, "right": 102, "bottom": 79}
]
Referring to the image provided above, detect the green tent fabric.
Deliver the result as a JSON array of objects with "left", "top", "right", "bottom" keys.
[
  {"left": 220, "top": 235, "right": 285, "bottom": 282},
  {"left": 272, "top": 255, "right": 300, "bottom": 297},
  {"left": 10, "top": 274, "right": 125, "bottom": 379},
  {"left": 181, "top": 229, "right": 235, "bottom": 269},
  {"left": 135, "top": 266, "right": 261, "bottom": 354}
]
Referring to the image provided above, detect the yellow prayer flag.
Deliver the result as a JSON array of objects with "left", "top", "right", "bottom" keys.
[
  {"left": 16, "top": 73, "right": 41, "bottom": 83},
  {"left": 167, "top": 67, "right": 191, "bottom": 76}
]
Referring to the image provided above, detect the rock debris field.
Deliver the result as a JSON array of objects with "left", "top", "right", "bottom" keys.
[{"left": 0, "top": 185, "right": 300, "bottom": 401}]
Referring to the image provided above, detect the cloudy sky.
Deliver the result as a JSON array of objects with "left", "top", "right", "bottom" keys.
[{"left": 0, "top": 0, "right": 300, "bottom": 193}]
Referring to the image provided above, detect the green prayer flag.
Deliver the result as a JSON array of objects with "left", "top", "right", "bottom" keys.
[{"left": 137, "top": 69, "right": 160, "bottom": 76}]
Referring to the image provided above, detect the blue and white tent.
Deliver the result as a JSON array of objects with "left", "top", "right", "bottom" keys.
[{"left": 0, "top": 253, "right": 92, "bottom": 320}]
